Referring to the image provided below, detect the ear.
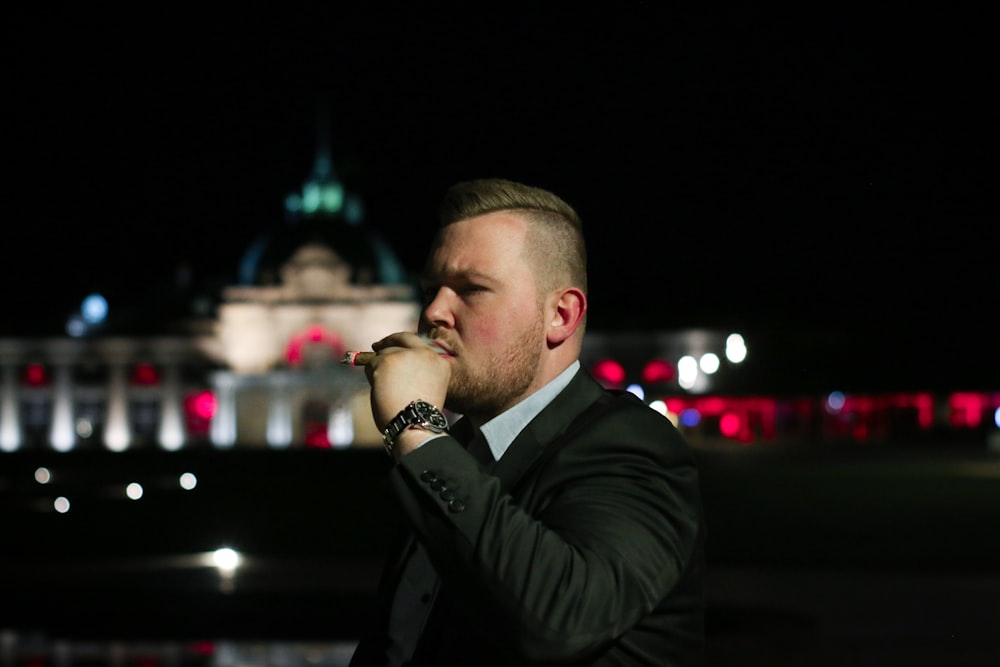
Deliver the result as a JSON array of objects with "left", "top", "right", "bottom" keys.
[{"left": 546, "top": 287, "right": 587, "bottom": 346}]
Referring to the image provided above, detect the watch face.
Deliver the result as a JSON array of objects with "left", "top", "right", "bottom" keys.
[{"left": 413, "top": 400, "right": 448, "bottom": 431}]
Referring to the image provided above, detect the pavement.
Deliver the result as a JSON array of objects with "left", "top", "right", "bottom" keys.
[
  {"left": 705, "top": 567, "right": 1000, "bottom": 666},
  {"left": 2, "top": 441, "right": 999, "bottom": 665}
]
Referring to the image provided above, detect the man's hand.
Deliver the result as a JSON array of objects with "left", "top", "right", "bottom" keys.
[{"left": 365, "top": 332, "right": 451, "bottom": 438}]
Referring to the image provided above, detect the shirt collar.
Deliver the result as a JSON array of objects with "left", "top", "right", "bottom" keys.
[{"left": 478, "top": 360, "right": 580, "bottom": 463}]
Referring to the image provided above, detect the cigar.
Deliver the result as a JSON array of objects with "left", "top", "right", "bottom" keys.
[
  {"left": 341, "top": 335, "right": 444, "bottom": 367},
  {"left": 341, "top": 351, "right": 376, "bottom": 367}
]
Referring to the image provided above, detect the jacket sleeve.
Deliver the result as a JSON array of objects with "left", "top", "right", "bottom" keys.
[{"left": 387, "top": 399, "right": 703, "bottom": 662}]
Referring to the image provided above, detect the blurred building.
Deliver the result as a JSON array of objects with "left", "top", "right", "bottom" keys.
[{"left": 0, "top": 135, "right": 997, "bottom": 455}]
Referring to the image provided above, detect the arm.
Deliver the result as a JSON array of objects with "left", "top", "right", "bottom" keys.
[{"left": 388, "top": 403, "right": 703, "bottom": 662}]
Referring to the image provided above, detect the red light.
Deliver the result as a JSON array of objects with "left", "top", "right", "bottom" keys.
[
  {"left": 307, "top": 325, "right": 325, "bottom": 342},
  {"left": 131, "top": 363, "right": 160, "bottom": 385},
  {"left": 642, "top": 359, "right": 675, "bottom": 384},
  {"left": 719, "top": 412, "right": 741, "bottom": 438},
  {"left": 305, "top": 426, "right": 331, "bottom": 448},
  {"left": 592, "top": 359, "right": 626, "bottom": 386},
  {"left": 23, "top": 363, "right": 48, "bottom": 387},
  {"left": 699, "top": 396, "right": 725, "bottom": 416},
  {"left": 285, "top": 325, "right": 346, "bottom": 366},
  {"left": 183, "top": 391, "right": 217, "bottom": 439},
  {"left": 665, "top": 398, "right": 686, "bottom": 415},
  {"left": 185, "top": 641, "right": 216, "bottom": 656},
  {"left": 187, "top": 391, "right": 217, "bottom": 420},
  {"left": 949, "top": 392, "right": 986, "bottom": 428}
]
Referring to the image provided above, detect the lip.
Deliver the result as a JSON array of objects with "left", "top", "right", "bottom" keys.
[
  {"left": 424, "top": 337, "right": 454, "bottom": 356},
  {"left": 430, "top": 342, "right": 453, "bottom": 356}
]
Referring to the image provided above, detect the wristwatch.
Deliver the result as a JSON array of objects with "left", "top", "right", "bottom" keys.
[{"left": 382, "top": 400, "right": 449, "bottom": 456}]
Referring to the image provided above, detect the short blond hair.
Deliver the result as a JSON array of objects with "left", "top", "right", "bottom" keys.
[{"left": 438, "top": 178, "right": 588, "bottom": 297}]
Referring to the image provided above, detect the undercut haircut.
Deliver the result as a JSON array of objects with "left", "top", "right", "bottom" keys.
[{"left": 438, "top": 178, "right": 588, "bottom": 297}]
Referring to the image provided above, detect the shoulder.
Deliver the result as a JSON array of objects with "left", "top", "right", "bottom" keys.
[
  {"left": 540, "top": 369, "right": 693, "bottom": 459},
  {"left": 553, "top": 386, "right": 695, "bottom": 467},
  {"left": 598, "top": 389, "right": 687, "bottom": 440}
]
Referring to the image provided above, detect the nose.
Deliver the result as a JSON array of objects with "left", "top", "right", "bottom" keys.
[{"left": 422, "top": 287, "right": 455, "bottom": 330}]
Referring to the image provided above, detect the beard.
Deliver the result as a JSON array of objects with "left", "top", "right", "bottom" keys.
[{"left": 443, "top": 316, "right": 544, "bottom": 421}]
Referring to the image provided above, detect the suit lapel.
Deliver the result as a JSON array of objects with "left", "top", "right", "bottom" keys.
[{"left": 491, "top": 368, "right": 607, "bottom": 492}]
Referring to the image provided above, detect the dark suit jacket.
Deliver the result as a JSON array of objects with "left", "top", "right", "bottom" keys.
[{"left": 350, "top": 367, "right": 706, "bottom": 666}]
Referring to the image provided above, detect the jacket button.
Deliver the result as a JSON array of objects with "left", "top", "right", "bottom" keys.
[
  {"left": 448, "top": 499, "right": 466, "bottom": 513},
  {"left": 439, "top": 489, "right": 456, "bottom": 501},
  {"left": 420, "top": 470, "right": 437, "bottom": 482},
  {"left": 430, "top": 478, "right": 447, "bottom": 491}
]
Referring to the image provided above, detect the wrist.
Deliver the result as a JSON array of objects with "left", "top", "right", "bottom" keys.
[{"left": 382, "top": 400, "right": 449, "bottom": 457}]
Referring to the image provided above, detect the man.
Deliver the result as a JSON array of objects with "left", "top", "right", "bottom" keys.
[{"left": 349, "top": 178, "right": 705, "bottom": 666}]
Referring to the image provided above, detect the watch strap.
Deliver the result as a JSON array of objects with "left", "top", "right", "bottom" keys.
[{"left": 382, "top": 400, "right": 448, "bottom": 456}]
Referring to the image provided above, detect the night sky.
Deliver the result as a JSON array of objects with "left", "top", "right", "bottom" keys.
[{"left": 6, "top": 5, "right": 996, "bottom": 388}]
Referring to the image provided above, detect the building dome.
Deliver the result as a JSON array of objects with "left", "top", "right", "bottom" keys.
[
  {"left": 240, "top": 206, "right": 409, "bottom": 290},
  {"left": 237, "top": 134, "right": 410, "bottom": 290}
]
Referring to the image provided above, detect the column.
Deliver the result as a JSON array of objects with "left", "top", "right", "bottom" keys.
[
  {"left": 328, "top": 400, "right": 354, "bottom": 448},
  {"left": 0, "top": 361, "right": 20, "bottom": 452},
  {"left": 266, "top": 372, "right": 292, "bottom": 448},
  {"left": 103, "top": 361, "right": 131, "bottom": 452},
  {"left": 210, "top": 372, "right": 238, "bottom": 448},
  {"left": 97, "top": 339, "right": 138, "bottom": 452},
  {"left": 158, "top": 363, "right": 185, "bottom": 451},
  {"left": 48, "top": 363, "right": 75, "bottom": 452}
]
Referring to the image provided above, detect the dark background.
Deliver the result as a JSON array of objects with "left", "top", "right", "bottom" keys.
[
  {"left": 5, "top": 4, "right": 996, "bottom": 389},
  {"left": 3, "top": 7, "right": 999, "bottom": 664}
]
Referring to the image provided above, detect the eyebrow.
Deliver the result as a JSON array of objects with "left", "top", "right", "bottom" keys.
[{"left": 420, "top": 268, "right": 497, "bottom": 285}]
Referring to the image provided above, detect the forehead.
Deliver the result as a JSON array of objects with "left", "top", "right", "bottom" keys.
[{"left": 426, "top": 212, "right": 532, "bottom": 276}]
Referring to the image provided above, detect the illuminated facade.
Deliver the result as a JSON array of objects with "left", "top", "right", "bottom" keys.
[
  {"left": 1, "top": 139, "right": 998, "bottom": 454},
  {"left": 0, "top": 137, "right": 421, "bottom": 452}
]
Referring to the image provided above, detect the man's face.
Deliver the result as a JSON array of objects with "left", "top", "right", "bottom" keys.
[{"left": 419, "top": 212, "right": 546, "bottom": 420}]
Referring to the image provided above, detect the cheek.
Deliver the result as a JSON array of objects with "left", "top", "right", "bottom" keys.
[
  {"left": 466, "top": 313, "right": 506, "bottom": 344},
  {"left": 466, "top": 300, "right": 536, "bottom": 343}
]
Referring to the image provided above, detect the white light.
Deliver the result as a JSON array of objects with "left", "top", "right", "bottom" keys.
[
  {"left": 35, "top": 467, "right": 52, "bottom": 484},
  {"left": 994, "top": 407, "right": 1000, "bottom": 429},
  {"left": 726, "top": 333, "right": 747, "bottom": 363},
  {"left": 65, "top": 315, "right": 87, "bottom": 338},
  {"left": 0, "top": 409, "right": 20, "bottom": 450},
  {"left": 159, "top": 413, "right": 185, "bottom": 450},
  {"left": 50, "top": 374, "right": 75, "bottom": 451},
  {"left": 125, "top": 483, "right": 143, "bottom": 500},
  {"left": 826, "top": 391, "right": 846, "bottom": 413},
  {"left": 699, "top": 353, "right": 720, "bottom": 374},
  {"left": 104, "top": 421, "right": 130, "bottom": 452},
  {"left": 626, "top": 384, "right": 645, "bottom": 400},
  {"left": 75, "top": 418, "right": 94, "bottom": 439},
  {"left": 179, "top": 472, "right": 198, "bottom": 490},
  {"left": 81, "top": 293, "right": 109, "bottom": 324},
  {"left": 649, "top": 400, "right": 668, "bottom": 417},
  {"left": 54, "top": 497, "right": 70, "bottom": 513},
  {"left": 328, "top": 405, "right": 354, "bottom": 448},
  {"left": 677, "top": 355, "right": 698, "bottom": 390},
  {"left": 213, "top": 548, "right": 241, "bottom": 572}
]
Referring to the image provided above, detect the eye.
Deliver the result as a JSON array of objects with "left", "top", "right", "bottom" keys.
[
  {"left": 458, "top": 285, "right": 487, "bottom": 297},
  {"left": 420, "top": 286, "right": 439, "bottom": 304}
]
